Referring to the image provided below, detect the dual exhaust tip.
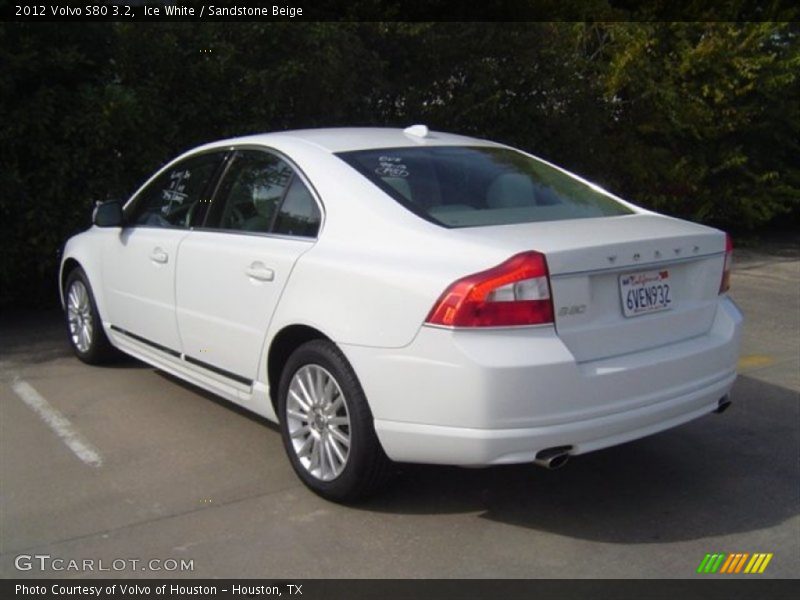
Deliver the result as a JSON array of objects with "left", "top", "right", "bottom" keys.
[
  {"left": 534, "top": 396, "right": 732, "bottom": 470},
  {"left": 715, "top": 395, "right": 732, "bottom": 414},
  {"left": 534, "top": 445, "right": 572, "bottom": 470}
]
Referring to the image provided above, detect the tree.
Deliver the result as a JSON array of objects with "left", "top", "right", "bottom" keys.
[
  {"left": 0, "top": 22, "right": 797, "bottom": 308},
  {"left": 596, "top": 22, "right": 799, "bottom": 227}
]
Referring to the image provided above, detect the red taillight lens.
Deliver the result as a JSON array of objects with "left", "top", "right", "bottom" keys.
[
  {"left": 426, "top": 251, "right": 554, "bottom": 327},
  {"left": 719, "top": 233, "right": 733, "bottom": 294}
]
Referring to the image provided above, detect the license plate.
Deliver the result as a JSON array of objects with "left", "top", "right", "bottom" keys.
[{"left": 619, "top": 269, "right": 673, "bottom": 317}]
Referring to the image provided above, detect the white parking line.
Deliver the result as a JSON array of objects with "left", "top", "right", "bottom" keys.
[{"left": 11, "top": 377, "right": 103, "bottom": 468}]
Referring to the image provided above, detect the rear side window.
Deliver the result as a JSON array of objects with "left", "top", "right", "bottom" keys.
[
  {"left": 337, "top": 146, "right": 632, "bottom": 228},
  {"left": 205, "top": 149, "right": 321, "bottom": 238},
  {"left": 210, "top": 151, "right": 293, "bottom": 234}
]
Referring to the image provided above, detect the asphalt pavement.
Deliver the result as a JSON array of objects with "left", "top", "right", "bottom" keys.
[{"left": 1, "top": 245, "right": 797, "bottom": 579}]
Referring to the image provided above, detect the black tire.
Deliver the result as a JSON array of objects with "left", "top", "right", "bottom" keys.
[
  {"left": 64, "top": 267, "right": 118, "bottom": 365},
  {"left": 278, "top": 339, "right": 393, "bottom": 502}
]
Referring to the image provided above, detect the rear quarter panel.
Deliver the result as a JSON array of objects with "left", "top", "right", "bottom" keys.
[{"left": 262, "top": 145, "right": 514, "bottom": 349}]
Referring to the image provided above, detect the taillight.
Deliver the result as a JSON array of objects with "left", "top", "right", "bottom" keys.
[
  {"left": 719, "top": 233, "right": 733, "bottom": 294},
  {"left": 426, "top": 251, "right": 554, "bottom": 327}
]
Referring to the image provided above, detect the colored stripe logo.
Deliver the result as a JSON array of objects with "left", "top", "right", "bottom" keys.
[{"left": 697, "top": 553, "right": 773, "bottom": 574}]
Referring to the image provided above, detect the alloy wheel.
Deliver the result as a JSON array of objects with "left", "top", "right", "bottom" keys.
[
  {"left": 285, "top": 364, "right": 351, "bottom": 481},
  {"left": 67, "top": 280, "right": 93, "bottom": 353}
]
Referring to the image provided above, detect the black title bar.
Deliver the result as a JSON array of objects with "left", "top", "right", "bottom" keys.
[{"left": 3, "top": 0, "right": 799, "bottom": 22}]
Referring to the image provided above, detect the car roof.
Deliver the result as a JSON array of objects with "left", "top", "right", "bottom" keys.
[{"left": 199, "top": 127, "right": 502, "bottom": 154}]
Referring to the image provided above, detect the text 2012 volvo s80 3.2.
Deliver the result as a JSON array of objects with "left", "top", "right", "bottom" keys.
[{"left": 60, "top": 126, "right": 742, "bottom": 501}]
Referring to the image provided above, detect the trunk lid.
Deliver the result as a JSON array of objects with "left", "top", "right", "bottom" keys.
[{"left": 453, "top": 214, "right": 727, "bottom": 362}]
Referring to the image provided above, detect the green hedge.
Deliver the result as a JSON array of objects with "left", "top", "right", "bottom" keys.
[{"left": 1, "top": 22, "right": 797, "bottom": 307}]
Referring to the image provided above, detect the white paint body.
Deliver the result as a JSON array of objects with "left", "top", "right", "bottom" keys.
[{"left": 60, "top": 128, "right": 742, "bottom": 466}]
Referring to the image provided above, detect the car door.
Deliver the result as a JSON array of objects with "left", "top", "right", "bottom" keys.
[
  {"left": 102, "top": 151, "right": 228, "bottom": 353},
  {"left": 175, "top": 149, "right": 322, "bottom": 383}
]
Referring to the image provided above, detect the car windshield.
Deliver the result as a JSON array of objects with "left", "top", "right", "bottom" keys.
[{"left": 337, "top": 146, "right": 633, "bottom": 228}]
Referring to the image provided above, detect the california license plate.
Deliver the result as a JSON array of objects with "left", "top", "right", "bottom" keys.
[{"left": 619, "top": 269, "right": 673, "bottom": 317}]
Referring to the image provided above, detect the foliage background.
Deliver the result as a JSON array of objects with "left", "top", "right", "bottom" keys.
[{"left": 1, "top": 21, "right": 798, "bottom": 307}]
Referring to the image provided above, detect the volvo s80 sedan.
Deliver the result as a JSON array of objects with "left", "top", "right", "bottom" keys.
[{"left": 60, "top": 126, "right": 742, "bottom": 501}]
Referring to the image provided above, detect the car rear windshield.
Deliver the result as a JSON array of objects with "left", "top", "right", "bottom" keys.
[{"left": 337, "top": 146, "right": 633, "bottom": 228}]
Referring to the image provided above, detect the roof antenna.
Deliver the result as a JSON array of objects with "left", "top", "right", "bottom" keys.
[{"left": 403, "top": 124, "right": 429, "bottom": 138}]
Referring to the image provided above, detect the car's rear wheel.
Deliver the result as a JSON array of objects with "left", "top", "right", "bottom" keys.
[
  {"left": 278, "top": 339, "right": 393, "bottom": 502},
  {"left": 64, "top": 268, "right": 117, "bottom": 364}
]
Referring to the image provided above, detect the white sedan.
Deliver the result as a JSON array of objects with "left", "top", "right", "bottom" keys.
[{"left": 60, "top": 126, "right": 742, "bottom": 501}]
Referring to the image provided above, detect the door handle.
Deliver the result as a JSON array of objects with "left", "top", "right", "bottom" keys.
[
  {"left": 150, "top": 248, "right": 169, "bottom": 264},
  {"left": 245, "top": 262, "right": 275, "bottom": 282}
]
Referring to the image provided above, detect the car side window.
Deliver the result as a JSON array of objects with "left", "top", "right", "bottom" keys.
[
  {"left": 127, "top": 152, "right": 226, "bottom": 228},
  {"left": 209, "top": 151, "right": 293, "bottom": 234},
  {"left": 273, "top": 177, "right": 321, "bottom": 238}
]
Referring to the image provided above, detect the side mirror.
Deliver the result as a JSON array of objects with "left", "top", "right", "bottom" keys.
[{"left": 93, "top": 200, "right": 124, "bottom": 227}]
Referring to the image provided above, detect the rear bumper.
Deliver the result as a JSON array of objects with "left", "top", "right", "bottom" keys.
[
  {"left": 374, "top": 371, "right": 733, "bottom": 465},
  {"left": 341, "top": 297, "right": 743, "bottom": 466}
]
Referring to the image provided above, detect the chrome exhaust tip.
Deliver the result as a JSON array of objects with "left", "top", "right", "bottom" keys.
[
  {"left": 714, "top": 395, "right": 732, "bottom": 414},
  {"left": 534, "top": 446, "right": 572, "bottom": 470}
]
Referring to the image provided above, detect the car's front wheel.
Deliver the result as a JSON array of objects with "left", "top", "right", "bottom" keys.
[
  {"left": 278, "top": 339, "right": 393, "bottom": 502},
  {"left": 64, "top": 267, "right": 117, "bottom": 364}
]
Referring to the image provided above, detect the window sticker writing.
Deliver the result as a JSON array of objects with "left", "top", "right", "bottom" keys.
[
  {"left": 375, "top": 156, "right": 409, "bottom": 178},
  {"left": 161, "top": 169, "right": 190, "bottom": 214}
]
